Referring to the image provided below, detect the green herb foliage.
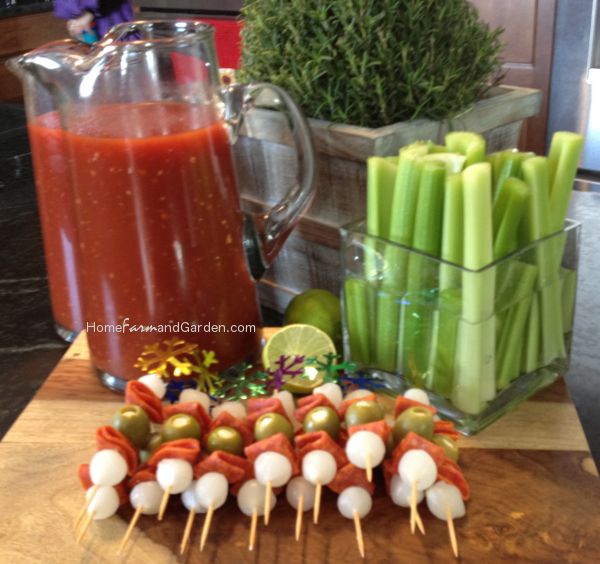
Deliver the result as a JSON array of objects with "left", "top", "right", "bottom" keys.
[{"left": 240, "top": 0, "right": 503, "bottom": 127}]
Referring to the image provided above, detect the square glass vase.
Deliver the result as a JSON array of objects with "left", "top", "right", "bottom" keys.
[{"left": 340, "top": 219, "right": 581, "bottom": 434}]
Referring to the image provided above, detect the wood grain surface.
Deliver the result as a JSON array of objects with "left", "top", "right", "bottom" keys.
[{"left": 0, "top": 330, "right": 598, "bottom": 563}]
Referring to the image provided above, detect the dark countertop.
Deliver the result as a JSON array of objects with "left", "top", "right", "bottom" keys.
[
  {"left": 0, "top": 0, "right": 53, "bottom": 19},
  {"left": 0, "top": 104, "right": 599, "bottom": 464}
]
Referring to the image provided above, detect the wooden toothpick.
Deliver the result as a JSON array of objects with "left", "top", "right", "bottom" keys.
[
  {"left": 75, "top": 484, "right": 98, "bottom": 528},
  {"left": 249, "top": 509, "right": 258, "bottom": 551},
  {"left": 365, "top": 452, "right": 373, "bottom": 483},
  {"left": 353, "top": 509, "right": 365, "bottom": 559},
  {"left": 410, "top": 481, "right": 417, "bottom": 535},
  {"left": 77, "top": 510, "right": 95, "bottom": 543},
  {"left": 446, "top": 505, "right": 459, "bottom": 558},
  {"left": 158, "top": 486, "right": 171, "bottom": 521},
  {"left": 179, "top": 508, "right": 195, "bottom": 555},
  {"left": 119, "top": 505, "right": 143, "bottom": 554},
  {"left": 264, "top": 481, "right": 272, "bottom": 526},
  {"left": 200, "top": 505, "right": 214, "bottom": 552},
  {"left": 295, "top": 494, "right": 304, "bottom": 541},
  {"left": 313, "top": 482, "right": 322, "bottom": 524}
]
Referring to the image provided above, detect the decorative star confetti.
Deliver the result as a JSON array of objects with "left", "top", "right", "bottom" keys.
[
  {"left": 134, "top": 338, "right": 199, "bottom": 377},
  {"left": 212, "top": 362, "right": 270, "bottom": 401},
  {"left": 305, "top": 353, "right": 357, "bottom": 383},
  {"left": 267, "top": 354, "right": 305, "bottom": 391}
]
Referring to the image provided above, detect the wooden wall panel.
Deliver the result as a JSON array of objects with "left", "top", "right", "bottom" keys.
[
  {"left": 471, "top": 0, "right": 558, "bottom": 154},
  {"left": 0, "top": 11, "right": 67, "bottom": 103}
]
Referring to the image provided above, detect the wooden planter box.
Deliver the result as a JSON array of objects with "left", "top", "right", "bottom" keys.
[{"left": 233, "top": 85, "right": 542, "bottom": 312}]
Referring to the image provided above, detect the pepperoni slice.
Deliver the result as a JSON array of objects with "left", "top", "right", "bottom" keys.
[
  {"left": 294, "top": 394, "right": 336, "bottom": 423},
  {"left": 148, "top": 438, "right": 201, "bottom": 467},
  {"left": 394, "top": 396, "right": 437, "bottom": 418},
  {"left": 209, "top": 411, "right": 254, "bottom": 446},
  {"left": 338, "top": 393, "right": 377, "bottom": 418},
  {"left": 246, "top": 397, "right": 287, "bottom": 426},
  {"left": 294, "top": 431, "right": 348, "bottom": 468},
  {"left": 438, "top": 458, "right": 470, "bottom": 500},
  {"left": 95, "top": 425, "right": 138, "bottom": 475},
  {"left": 433, "top": 420, "right": 461, "bottom": 440},
  {"left": 78, "top": 463, "right": 128, "bottom": 506},
  {"left": 244, "top": 432, "right": 299, "bottom": 475},
  {"left": 125, "top": 380, "right": 164, "bottom": 423},
  {"left": 163, "top": 402, "right": 211, "bottom": 432},
  {"left": 328, "top": 463, "right": 375, "bottom": 496},
  {"left": 128, "top": 465, "right": 157, "bottom": 488},
  {"left": 348, "top": 419, "right": 391, "bottom": 444},
  {"left": 391, "top": 432, "right": 447, "bottom": 469},
  {"left": 194, "top": 451, "right": 253, "bottom": 485}
]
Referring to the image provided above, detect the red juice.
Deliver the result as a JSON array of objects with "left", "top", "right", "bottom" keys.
[
  {"left": 28, "top": 113, "right": 84, "bottom": 336},
  {"left": 64, "top": 102, "right": 261, "bottom": 381}
]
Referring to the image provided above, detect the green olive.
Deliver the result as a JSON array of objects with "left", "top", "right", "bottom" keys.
[
  {"left": 254, "top": 412, "right": 294, "bottom": 443},
  {"left": 392, "top": 406, "right": 434, "bottom": 444},
  {"left": 146, "top": 432, "right": 163, "bottom": 453},
  {"left": 303, "top": 406, "right": 340, "bottom": 439},
  {"left": 161, "top": 413, "right": 201, "bottom": 442},
  {"left": 206, "top": 426, "right": 244, "bottom": 456},
  {"left": 432, "top": 434, "right": 460, "bottom": 462},
  {"left": 344, "top": 400, "right": 384, "bottom": 428},
  {"left": 112, "top": 404, "right": 151, "bottom": 448}
]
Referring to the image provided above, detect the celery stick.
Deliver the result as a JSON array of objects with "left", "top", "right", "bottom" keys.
[
  {"left": 521, "top": 293, "right": 541, "bottom": 374},
  {"left": 521, "top": 157, "right": 566, "bottom": 363},
  {"left": 344, "top": 278, "right": 371, "bottom": 364},
  {"left": 496, "top": 262, "right": 538, "bottom": 389},
  {"left": 430, "top": 288, "right": 462, "bottom": 397},
  {"left": 402, "top": 161, "right": 446, "bottom": 376},
  {"left": 548, "top": 132, "right": 583, "bottom": 231},
  {"left": 367, "top": 157, "right": 398, "bottom": 240},
  {"left": 452, "top": 163, "right": 495, "bottom": 413},
  {"left": 374, "top": 144, "right": 428, "bottom": 371},
  {"left": 488, "top": 151, "right": 503, "bottom": 190},
  {"left": 493, "top": 177, "right": 529, "bottom": 259},
  {"left": 421, "top": 153, "right": 466, "bottom": 174},
  {"left": 374, "top": 289, "right": 401, "bottom": 372},
  {"left": 445, "top": 132, "right": 486, "bottom": 166},
  {"left": 439, "top": 174, "right": 464, "bottom": 290},
  {"left": 561, "top": 268, "right": 577, "bottom": 333}
]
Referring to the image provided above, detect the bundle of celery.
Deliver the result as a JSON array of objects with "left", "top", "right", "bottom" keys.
[{"left": 344, "top": 130, "right": 583, "bottom": 414}]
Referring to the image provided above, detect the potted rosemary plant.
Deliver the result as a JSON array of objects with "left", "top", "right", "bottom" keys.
[{"left": 234, "top": 0, "right": 542, "bottom": 310}]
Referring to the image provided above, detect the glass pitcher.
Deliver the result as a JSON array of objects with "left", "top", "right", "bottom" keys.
[
  {"left": 9, "top": 20, "right": 316, "bottom": 390},
  {"left": 8, "top": 44, "right": 85, "bottom": 343}
]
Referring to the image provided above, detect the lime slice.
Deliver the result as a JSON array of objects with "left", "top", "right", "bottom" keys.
[{"left": 262, "top": 324, "right": 336, "bottom": 393}]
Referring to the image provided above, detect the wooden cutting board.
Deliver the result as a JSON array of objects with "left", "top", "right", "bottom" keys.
[{"left": 0, "top": 330, "right": 598, "bottom": 563}]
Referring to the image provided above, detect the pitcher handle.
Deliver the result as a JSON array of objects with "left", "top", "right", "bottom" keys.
[{"left": 221, "top": 82, "right": 316, "bottom": 279}]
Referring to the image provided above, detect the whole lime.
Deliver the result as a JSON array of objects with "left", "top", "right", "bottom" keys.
[{"left": 284, "top": 289, "right": 341, "bottom": 346}]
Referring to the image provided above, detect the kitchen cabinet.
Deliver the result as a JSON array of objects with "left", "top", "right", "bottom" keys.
[
  {"left": 0, "top": 11, "right": 67, "bottom": 103},
  {"left": 472, "top": 0, "right": 557, "bottom": 153}
]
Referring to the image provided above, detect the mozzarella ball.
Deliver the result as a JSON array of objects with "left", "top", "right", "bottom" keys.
[
  {"left": 346, "top": 431, "right": 386, "bottom": 469},
  {"left": 156, "top": 459, "right": 193, "bottom": 494},
  {"left": 130, "top": 480, "right": 164, "bottom": 515},
  {"left": 179, "top": 389, "right": 210, "bottom": 413},
  {"left": 403, "top": 388, "right": 430, "bottom": 405},
  {"left": 138, "top": 374, "right": 167, "bottom": 399},
  {"left": 337, "top": 486, "right": 372, "bottom": 519},
  {"left": 426, "top": 481, "right": 465, "bottom": 521},
  {"left": 273, "top": 391, "right": 300, "bottom": 428},
  {"left": 302, "top": 450, "right": 337, "bottom": 485},
  {"left": 286, "top": 477, "right": 316, "bottom": 511},
  {"left": 398, "top": 450, "right": 437, "bottom": 491},
  {"left": 211, "top": 401, "right": 246, "bottom": 420},
  {"left": 313, "top": 383, "right": 343, "bottom": 409},
  {"left": 237, "top": 479, "right": 276, "bottom": 517},
  {"left": 254, "top": 452, "right": 293, "bottom": 487},
  {"left": 87, "top": 486, "right": 119, "bottom": 520},
  {"left": 344, "top": 389, "right": 373, "bottom": 401},
  {"left": 181, "top": 481, "right": 206, "bottom": 513},
  {"left": 390, "top": 474, "right": 424, "bottom": 508},
  {"left": 195, "top": 472, "right": 228, "bottom": 509},
  {"left": 89, "top": 449, "right": 128, "bottom": 486}
]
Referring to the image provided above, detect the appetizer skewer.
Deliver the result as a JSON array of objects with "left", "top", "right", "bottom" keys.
[
  {"left": 286, "top": 476, "right": 316, "bottom": 540},
  {"left": 119, "top": 480, "right": 163, "bottom": 553},
  {"left": 237, "top": 479, "right": 276, "bottom": 551},
  {"left": 337, "top": 486, "right": 372, "bottom": 559}
]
